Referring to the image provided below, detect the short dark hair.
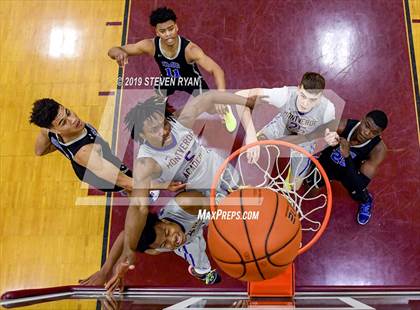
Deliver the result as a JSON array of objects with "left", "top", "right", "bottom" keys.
[
  {"left": 366, "top": 110, "right": 388, "bottom": 130},
  {"left": 136, "top": 212, "right": 160, "bottom": 252},
  {"left": 150, "top": 7, "right": 177, "bottom": 27},
  {"left": 29, "top": 98, "right": 60, "bottom": 128},
  {"left": 300, "top": 72, "right": 326, "bottom": 94},
  {"left": 124, "top": 95, "right": 175, "bottom": 143}
]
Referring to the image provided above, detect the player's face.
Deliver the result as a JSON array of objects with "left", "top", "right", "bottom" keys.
[
  {"left": 296, "top": 86, "right": 322, "bottom": 113},
  {"left": 140, "top": 112, "right": 172, "bottom": 147},
  {"left": 50, "top": 105, "right": 85, "bottom": 135},
  {"left": 356, "top": 117, "right": 382, "bottom": 142},
  {"left": 150, "top": 220, "right": 186, "bottom": 251},
  {"left": 155, "top": 20, "right": 178, "bottom": 46}
]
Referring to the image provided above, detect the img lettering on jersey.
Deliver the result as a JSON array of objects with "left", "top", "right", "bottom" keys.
[
  {"left": 330, "top": 148, "right": 357, "bottom": 167},
  {"left": 282, "top": 111, "right": 317, "bottom": 134},
  {"left": 166, "top": 132, "right": 194, "bottom": 169}
]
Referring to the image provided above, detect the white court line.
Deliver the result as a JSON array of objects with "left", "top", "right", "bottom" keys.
[
  {"left": 0, "top": 292, "right": 73, "bottom": 307},
  {"left": 163, "top": 296, "right": 376, "bottom": 310},
  {"left": 339, "top": 297, "right": 375, "bottom": 309},
  {"left": 164, "top": 297, "right": 203, "bottom": 309}
]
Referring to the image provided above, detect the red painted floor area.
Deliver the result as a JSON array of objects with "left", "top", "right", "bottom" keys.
[{"left": 110, "top": 0, "right": 420, "bottom": 289}]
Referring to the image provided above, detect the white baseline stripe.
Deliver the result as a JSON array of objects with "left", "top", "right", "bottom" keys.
[
  {"left": 164, "top": 297, "right": 203, "bottom": 309},
  {"left": 339, "top": 297, "right": 375, "bottom": 309}
]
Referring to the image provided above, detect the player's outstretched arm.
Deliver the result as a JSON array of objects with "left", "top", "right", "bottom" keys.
[
  {"left": 34, "top": 128, "right": 57, "bottom": 156},
  {"left": 79, "top": 231, "right": 125, "bottom": 286},
  {"left": 178, "top": 90, "right": 268, "bottom": 129},
  {"left": 123, "top": 157, "right": 161, "bottom": 266},
  {"left": 174, "top": 191, "right": 210, "bottom": 214},
  {"left": 359, "top": 141, "right": 387, "bottom": 179},
  {"left": 186, "top": 43, "right": 225, "bottom": 90},
  {"left": 186, "top": 43, "right": 229, "bottom": 117},
  {"left": 73, "top": 144, "right": 133, "bottom": 191},
  {"left": 108, "top": 39, "right": 154, "bottom": 67}
]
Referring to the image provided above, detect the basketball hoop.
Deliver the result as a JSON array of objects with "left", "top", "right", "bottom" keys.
[{"left": 210, "top": 140, "right": 332, "bottom": 255}]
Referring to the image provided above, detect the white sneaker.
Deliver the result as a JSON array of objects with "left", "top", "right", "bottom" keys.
[{"left": 149, "top": 190, "right": 160, "bottom": 203}]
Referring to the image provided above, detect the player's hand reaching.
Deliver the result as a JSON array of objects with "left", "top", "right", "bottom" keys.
[
  {"left": 113, "top": 48, "right": 128, "bottom": 67},
  {"left": 339, "top": 137, "right": 351, "bottom": 158},
  {"left": 245, "top": 135, "right": 260, "bottom": 164},
  {"left": 245, "top": 95, "right": 270, "bottom": 109},
  {"left": 105, "top": 261, "right": 134, "bottom": 295},
  {"left": 101, "top": 294, "right": 121, "bottom": 310},
  {"left": 167, "top": 181, "right": 187, "bottom": 192},
  {"left": 232, "top": 299, "right": 249, "bottom": 308},
  {"left": 324, "top": 128, "right": 340, "bottom": 146},
  {"left": 79, "top": 270, "right": 107, "bottom": 286},
  {"left": 215, "top": 104, "right": 229, "bottom": 120}
]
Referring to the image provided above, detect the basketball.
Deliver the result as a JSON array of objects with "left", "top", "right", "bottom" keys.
[{"left": 208, "top": 188, "right": 302, "bottom": 281}]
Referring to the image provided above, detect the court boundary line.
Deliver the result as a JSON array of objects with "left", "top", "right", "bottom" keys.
[
  {"left": 404, "top": 0, "right": 420, "bottom": 145},
  {"left": 100, "top": 0, "right": 131, "bottom": 268}
]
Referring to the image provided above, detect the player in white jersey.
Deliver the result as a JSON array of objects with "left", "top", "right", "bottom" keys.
[
  {"left": 236, "top": 72, "right": 336, "bottom": 188},
  {"left": 79, "top": 191, "right": 220, "bottom": 291},
  {"left": 107, "top": 90, "right": 266, "bottom": 292}
]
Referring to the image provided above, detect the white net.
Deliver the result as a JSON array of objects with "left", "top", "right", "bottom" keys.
[{"left": 215, "top": 142, "right": 330, "bottom": 233}]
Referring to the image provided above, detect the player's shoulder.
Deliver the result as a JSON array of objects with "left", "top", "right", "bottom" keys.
[
  {"left": 373, "top": 139, "right": 387, "bottom": 155},
  {"left": 185, "top": 41, "right": 204, "bottom": 59},
  {"left": 263, "top": 85, "right": 291, "bottom": 96},
  {"left": 135, "top": 38, "right": 155, "bottom": 54},
  {"left": 319, "top": 94, "right": 334, "bottom": 109}
]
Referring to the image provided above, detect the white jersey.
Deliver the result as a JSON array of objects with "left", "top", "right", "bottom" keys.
[
  {"left": 158, "top": 200, "right": 208, "bottom": 246},
  {"left": 137, "top": 120, "right": 238, "bottom": 193},
  {"left": 157, "top": 199, "right": 211, "bottom": 273},
  {"left": 260, "top": 86, "right": 335, "bottom": 138}
]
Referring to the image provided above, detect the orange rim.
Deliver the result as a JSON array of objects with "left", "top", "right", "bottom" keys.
[{"left": 210, "top": 140, "right": 333, "bottom": 255}]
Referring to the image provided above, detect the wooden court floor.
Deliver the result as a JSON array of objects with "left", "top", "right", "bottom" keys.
[{"left": 0, "top": 0, "right": 419, "bottom": 297}]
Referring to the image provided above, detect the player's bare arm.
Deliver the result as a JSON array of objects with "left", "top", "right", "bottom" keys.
[
  {"left": 123, "top": 157, "right": 162, "bottom": 265},
  {"left": 34, "top": 128, "right": 57, "bottom": 156},
  {"left": 178, "top": 90, "right": 267, "bottom": 129},
  {"left": 186, "top": 43, "right": 225, "bottom": 90},
  {"left": 108, "top": 39, "right": 155, "bottom": 66},
  {"left": 174, "top": 191, "right": 210, "bottom": 215},
  {"left": 359, "top": 141, "right": 387, "bottom": 179},
  {"left": 73, "top": 144, "right": 133, "bottom": 191}
]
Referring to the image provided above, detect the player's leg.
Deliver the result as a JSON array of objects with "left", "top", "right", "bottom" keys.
[
  {"left": 287, "top": 141, "right": 316, "bottom": 190},
  {"left": 174, "top": 233, "right": 221, "bottom": 285},
  {"left": 340, "top": 174, "right": 373, "bottom": 225}
]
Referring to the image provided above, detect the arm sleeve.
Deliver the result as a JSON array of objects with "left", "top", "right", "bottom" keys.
[{"left": 262, "top": 87, "right": 289, "bottom": 109}]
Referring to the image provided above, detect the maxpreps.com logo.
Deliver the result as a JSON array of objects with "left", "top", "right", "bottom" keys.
[{"left": 197, "top": 209, "right": 259, "bottom": 221}]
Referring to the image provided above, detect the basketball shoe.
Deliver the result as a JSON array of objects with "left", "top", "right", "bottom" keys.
[
  {"left": 188, "top": 266, "right": 221, "bottom": 285},
  {"left": 357, "top": 193, "right": 373, "bottom": 225}
]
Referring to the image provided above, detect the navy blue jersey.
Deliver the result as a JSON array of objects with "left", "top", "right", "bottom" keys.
[
  {"left": 318, "top": 119, "right": 381, "bottom": 178},
  {"left": 48, "top": 124, "right": 130, "bottom": 192},
  {"left": 153, "top": 36, "right": 209, "bottom": 96}
]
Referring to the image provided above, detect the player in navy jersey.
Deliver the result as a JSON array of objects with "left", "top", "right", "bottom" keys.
[
  {"left": 307, "top": 110, "right": 388, "bottom": 225},
  {"left": 29, "top": 98, "right": 184, "bottom": 195},
  {"left": 107, "top": 6, "right": 237, "bottom": 132}
]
